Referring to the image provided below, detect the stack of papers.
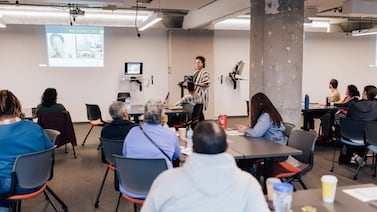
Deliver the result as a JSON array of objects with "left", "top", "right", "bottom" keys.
[
  {"left": 343, "top": 186, "right": 377, "bottom": 202},
  {"left": 225, "top": 130, "right": 243, "bottom": 136}
]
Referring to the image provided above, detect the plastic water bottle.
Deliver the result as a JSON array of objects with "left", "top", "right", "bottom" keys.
[
  {"left": 304, "top": 94, "right": 309, "bottom": 110},
  {"left": 125, "top": 97, "right": 131, "bottom": 111},
  {"left": 186, "top": 126, "right": 193, "bottom": 150}
]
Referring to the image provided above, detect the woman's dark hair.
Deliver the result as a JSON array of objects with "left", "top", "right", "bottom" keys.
[
  {"left": 329, "top": 79, "right": 338, "bottom": 89},
  {"left": 364, "top": 85, "right": 377, "bottom": 100},
  {"left": 347, "top": 84, "right": 360, "bottom": 97},
  {"left": 42, "top": 88, "right": 58, "bottom": 107},
  {"left": 195, "top": 56, "right": 206, "bottom": 68},
  {"left": 249, "top": 92, "right": 283, "bottom": 128},
  {"left": 0, "top": 90, "right": 22, "bottom": 117}
]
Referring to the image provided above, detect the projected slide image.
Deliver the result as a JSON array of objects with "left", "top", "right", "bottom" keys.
[{"left": 46, "top": 25, "right": 104, "bottom": 67}]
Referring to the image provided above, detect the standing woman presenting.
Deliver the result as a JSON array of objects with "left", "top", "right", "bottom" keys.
[{"left": 192, "top": 56, "right": 210, "bottom": 110}]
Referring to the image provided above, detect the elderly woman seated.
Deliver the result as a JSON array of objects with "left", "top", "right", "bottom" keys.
[{"left": 120, "top": 99, "right": 181, "bottom": 199}]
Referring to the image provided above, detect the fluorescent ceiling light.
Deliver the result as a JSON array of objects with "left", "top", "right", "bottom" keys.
[
  {"left": 304, "top": 21, "right": 330, "bottom": 32},
  {"left": 139, "top": 12, "right": 163, "bottom": 31},
  {"left": 0, "top": 16, "right": 5, "bottom": 28},
  {"left": 0, "top": 5, "right": 152, "bottom": 27},
  {"left": 352, "top": 28, "right": 377, "bottom": 36}
]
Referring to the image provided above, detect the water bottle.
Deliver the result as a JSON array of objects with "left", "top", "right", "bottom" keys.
[
  {"left": 304, "top": 94, "right": 309, "bottom": 110},
  {"left": 186, "top": 126, "right": 193, "bottom": 150},
  {"left": 125, "top": 97, "right": 131, "bottom": 111}
]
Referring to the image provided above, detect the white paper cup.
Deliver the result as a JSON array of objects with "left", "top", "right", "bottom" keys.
[
  {"left": 178, "top": 128, "right": 186, "bottom": 140},
  {"left": 321, "top": 175, "right": 338, "bottom": 203},
  {"left": 266, "top": 177, "right": 281, "bottom": 201}
]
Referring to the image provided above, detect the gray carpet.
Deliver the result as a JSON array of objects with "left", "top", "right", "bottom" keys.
[{"left": 19, "top": 118, "right": 377, "bottom": 211}]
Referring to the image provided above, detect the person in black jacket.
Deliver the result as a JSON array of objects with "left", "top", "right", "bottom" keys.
[
  {"left": 339, "top": 85, "right": 377, "bottom": 165},
  {"left": 100, "top": 101, "right": 138, "bottom": 162},
  {"left": 347, "top": 85, "right": 377, "bottom": 121}
]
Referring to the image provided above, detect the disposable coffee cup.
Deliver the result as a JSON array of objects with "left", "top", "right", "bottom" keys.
[
  {"left": 178, "top": 128, "right": 186, "bottom": 140},
  {"left": 321, "top": 175, "right": 338, "bottom": 203},
  {"left": 273, "top": 182, "right": 293, "bottom": 212},
  {"left": 266, "top": 177, "right": 281, "bottom": 201}
]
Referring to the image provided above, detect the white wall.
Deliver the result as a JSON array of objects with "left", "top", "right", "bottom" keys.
[
  {"left": 303, "top": 32, "right": 377, "bottom": 104},
  {"left": 1, "top": 25, "right": 376, "bottom": 122},
  {"left": 0, "top": 25, "right": 169, "bottom": 122},
  {"left": 213, "top": 30, "right": 250, "bottom": 117}
]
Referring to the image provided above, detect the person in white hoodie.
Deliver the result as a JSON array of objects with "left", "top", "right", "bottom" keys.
[{"left": 141, "top": 121, "right": 269, "bottom": 212}]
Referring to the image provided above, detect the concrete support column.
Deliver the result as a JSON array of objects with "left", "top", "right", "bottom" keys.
[{"left": 249, "top": 0, "right": 304, "bottom": 126}]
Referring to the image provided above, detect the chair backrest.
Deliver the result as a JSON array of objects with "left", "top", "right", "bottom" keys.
[
  {"left": 37, "top": 112, "right": 77, "bottom": 147},
  {"left": 117, "top": 92, "right": 131, "bottom": 102},
  {"left": 100, "top": 138, "right": 124, "bottom": 165},
  {"left": 191, "top": 103, "right": 204, "bottom": 122},
  {"left": 283, "top": 122, "right": 296, "bottom": 137},
  {"left": 113, "top": 155, "right": 168, "bottom": 196},
  {"left": 339, "top": 117, "right": 365, "bottom": 142},
  {"left": 86, "top": 104, "right": 103, "bottom": 121},
  {"left": 12, "top": 147, "right": 54, "bottom": 190},
  {"left": 182, "top": 103, "right": 194, "bottom": 121},
  {"left": 44, "top": 129, "right": 61, "bottom": 144},
  {"left": 365, "top": 121, "right": 377, "bottom": 146},
  {"left": 246, "top": 100, "right": 249, "bottom": 117},
  {"left": 288, "top": 129, "right": 317, "bottom": 165}
]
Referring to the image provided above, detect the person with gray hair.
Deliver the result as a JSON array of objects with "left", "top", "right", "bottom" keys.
[
  {"left": 141, "top": 121, "right": 269, "bottom": 212},
  {"left": 100, "top": 101, "right": 137, "bottom": 140},
  {"left": 121, "top": 99, "right": 181, "bottom": 199}
]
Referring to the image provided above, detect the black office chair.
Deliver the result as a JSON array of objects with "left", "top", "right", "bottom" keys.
[
  {"left": 4, "top": 147, "right": 68, "bottom": 212},
  {"left": 283, "top": 122, "right": 296, "bottom": 138},
  {"left": 365, "top": 121, "right": 377, "bottom": 177},
  {"left": 116, "top": 92, "right": 131, "bottom": 102},
  {"left": 331, "top": 117, "right": 367, "bottom": 180},
  {"left": 246, "top": 100, "right": 249, "bottom": 117},
  {"left": 174, "top": 103, "right": 204, "bottom": 129},
  {"left": 270, "top": 129, "right": 317, "bottom": 190},
  {"left": 94, "top": 138, "right": 124, "bottom": 208},
  {"left": 113, "top": 155, "right": 168, "bottom": 212},
  {"left": 82, "top": 104, "right": 107, "bottom": 146}
]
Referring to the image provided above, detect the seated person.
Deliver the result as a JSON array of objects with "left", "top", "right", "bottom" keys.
[
  {"left": 0, "top": 90, "right": 54, "bottom": 210},
  {"left": 101, "top": 101, "right": 137, "bottom": 140},
  {"left": 329, "top": 78, "right": 341, "bottom": 103},
  {"left": 236, "top": 92, "right": 287, "bottom": 145},
  {"left": 319, "top": 84, "right": 360, "bottom": 141},
  {"left": 334, "top": 84, "right": 360, "bottom": 116},
  {"left": 173, "top": 81, "right": 203, "bottom": 125},
  {"left": 175, "top": 82, "right": 202, "bottom": 106},
  {"left": 35, "top": 88, "right": 66, "bottom": 116},
  {"left": 141, "top": 121, "right": 269, "bottom": 212},
  {"left": 121, "top": 99, "right": 181, "bottom": 199},
  {"left": 347, "top": 85, "right": 377, "bottom": 121},
  {"left": 100, "top": 101, "right": 137, "bottom": 162},
  {"left": 339, "top": 85, "right": 377, "bottom": 165}
]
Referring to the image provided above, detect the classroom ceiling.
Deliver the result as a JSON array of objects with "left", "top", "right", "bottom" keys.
[{"left": 0, "top": 0, "right": 376, "bottom": 32}]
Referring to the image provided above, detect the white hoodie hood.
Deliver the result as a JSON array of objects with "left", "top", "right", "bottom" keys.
[{"left": 182, "top": 152, "right": 241, "bottom": 195}]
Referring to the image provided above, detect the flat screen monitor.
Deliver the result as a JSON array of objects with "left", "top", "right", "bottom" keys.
[{"left": 125, "top": 62, "right": 143, "bottom": 75}]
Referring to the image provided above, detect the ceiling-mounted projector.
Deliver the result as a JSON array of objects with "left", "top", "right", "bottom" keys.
[{"left": 70, "top": 8, "right": 85, "bottom": 16}]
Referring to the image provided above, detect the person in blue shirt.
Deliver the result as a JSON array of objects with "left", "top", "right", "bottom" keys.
[
  {"left": 237, "top": 92, "right": 287, "bottom": 145},
  {"left": 0, "top": 90, "right": 54, "bottom": 210},
  {"left": 121, "top": 99, "right": 181, "bottom": 199}
]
